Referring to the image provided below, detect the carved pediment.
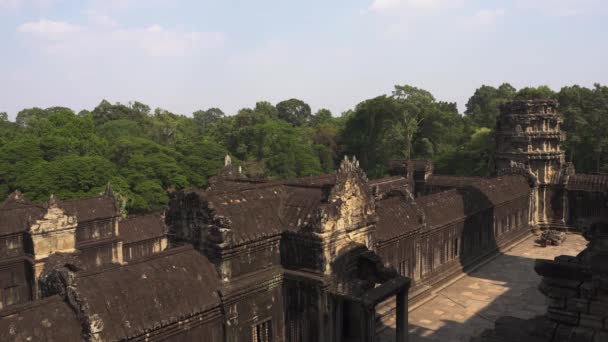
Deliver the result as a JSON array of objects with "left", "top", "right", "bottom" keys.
[
  {"left": 29, "top": 196, "right": 77, "bottom": 235},
  {"left": 321, "top": 156, "right": 375, "bottom": 234}
]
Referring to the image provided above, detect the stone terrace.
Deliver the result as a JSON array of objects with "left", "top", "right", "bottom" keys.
[{"left": 397, "top": 233, "right": 586, "bottom": 342}]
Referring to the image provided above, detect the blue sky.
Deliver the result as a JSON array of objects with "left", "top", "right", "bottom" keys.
[{"left": 0, "top": 0, "right": 607, "bottom": 119}]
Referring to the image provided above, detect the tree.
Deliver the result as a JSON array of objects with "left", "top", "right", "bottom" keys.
[
  {"left": 558, "top": 84, "right": 608, "bottom": 173},
  {"left": 91, "top": 100, "right": 150, "bottom": 126},
  {"left": 15, "top": 107, "right": 46, "bottom": 128},
  {"left": 177, "top": 137, "right": 227, "bottom": 187},
  {"left": 465, "top": 83, "right": 515, "bottom": 128},
  {"left": 254, "top": 101, "right": 278, "bottom": 119},
  {"left": 342, "top": 95, "right": 404, "bottom": 177},
  {"left": 514, "top": 85, "right": 556, "bottom": 100},
  {"left": 15, "top": 156, "right": 116, "bottom": 202},
  {"left": 276, "top": 99, "right": 312, "bottom": 126},
  {"left": 0, "top": 112, "right": 7, "bottom": 122},
  {"left": 311, "top": 108, "right": 332, "bottom": 127},
  {"left": 193, "top": 107, "right": 225, "bottom": 130}
]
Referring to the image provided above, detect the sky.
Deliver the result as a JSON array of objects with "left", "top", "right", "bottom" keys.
[{"left": 0, "top": 0, "right": 607, "bottom": 119}]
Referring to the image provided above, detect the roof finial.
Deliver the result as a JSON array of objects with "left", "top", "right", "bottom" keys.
[
  {"left": 224, "top": 154, "right": 232, "bottom": 167},
  {"left": 48, "top": 194, "right": 58, "bottom": 208},
  {"left": 104, "top": 182, "right": 114, "bottom": 197},
  {"left": 8, "top": 190, "right": 23, "bottom": 201}
]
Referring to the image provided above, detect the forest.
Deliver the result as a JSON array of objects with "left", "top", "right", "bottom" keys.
[{"left": 0, "top": 83, "right": 607, "bottom": 214}]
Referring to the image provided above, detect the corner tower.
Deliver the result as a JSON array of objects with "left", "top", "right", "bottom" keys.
[{"left": 495, "top": 99, "right": 571, "bottom": 230}]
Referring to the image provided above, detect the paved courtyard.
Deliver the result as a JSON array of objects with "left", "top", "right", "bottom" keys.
[{"left": 407, "top": 233, "right": 587, "bottom": 342}]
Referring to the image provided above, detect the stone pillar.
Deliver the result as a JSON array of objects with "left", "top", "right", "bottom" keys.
[
  {"left": 318, "top": 289, "right": 327, "bottom": 342},
  {"left": 363, "top": 304, "right": 376, "bottom": 342},
  {"left": 334, "top": 298, "right": 343, "bottom": 342},
  {"left": 395, "top": 289, "right": 408, "bottom": 342}
]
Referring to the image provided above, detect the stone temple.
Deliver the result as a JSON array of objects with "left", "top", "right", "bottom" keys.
[{"left": 0, "top": 100, "right": 606, "bottom": 341}]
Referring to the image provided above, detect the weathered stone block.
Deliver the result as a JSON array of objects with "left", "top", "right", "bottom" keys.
[
  {"left": 592, "top": 331, "right": 608, "bottom": 342},
  {"left": 548, "top": 307, "right": 580, "bottom": 325},
  {"left": 552, "top": 324, "right": 575, "bottom": 342},
  {"left": 567, "top": 298, "right": 591, "bottom": 314},
  {"left": 548, "top": 296, "right": 567, "bottom": 309},
  {"left": 579, "top": 313, "right": 604, "bottom": 330},
  {"left": 588, "top": 301, "right": 608, "bottom": 317},
  {"left": 569, "top": 326, "right": 596, "bottom": 342}
]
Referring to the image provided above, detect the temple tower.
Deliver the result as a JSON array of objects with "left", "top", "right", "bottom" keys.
[{"left": 495, "top": 99, "right": 571, "bottom": 229}]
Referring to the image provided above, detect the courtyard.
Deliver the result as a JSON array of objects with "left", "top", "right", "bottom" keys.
[{"left": 406, "top": 233, "right": 587, "bottom": 342}]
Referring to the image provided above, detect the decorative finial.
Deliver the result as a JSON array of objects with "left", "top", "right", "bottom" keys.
[
  {"left": 48, "top": 194, "right": 58, "bottom": 208},
  {"left": 8, "top": 190, "right": 23, "bottom": 201},
  {"left": 339, "top": 155, "right": 363, "bottom": 173},
  {"left": 224, "top": 154, "right": 232, "bottom": 167},
  {"left": 104, "top": 182, "right": 114, "bottom": 197}
]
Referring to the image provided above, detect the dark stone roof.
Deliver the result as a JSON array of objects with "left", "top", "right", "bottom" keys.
[
  {"left": 0, "top": 295, "right": 83, "bottom": 342},
  {"left": 369, "top": 176, "right": 410, "bottom": 198},
  {"left": 120, "top": 213, "right": 167, "bottom": 244},
  {"left": 418, "top": 190, "right": 466, "bottom": 229},
  {"left": 0, "top": 205, "right": 46, "bottom": 236},
  {"left": 468, "top": 176, "right": 531, "bottom": 206},
  {"left": 375, "top": 196, "right": 423, "bottom": 241},
  {"left": 418, "top": 176, "right": 530, "bottom": 229},
  {"left": 71, "top": 246, "right": 220, "bottom": 341},
  {"left": 201, "top": 183, "right": 325, "bottom": 244},
  {"left": 567, "top": 173, "right": 608, "bottom": 192},
  {"left": 426, "top": 175, "right": 483, "bottom": 189},
  {"left": 387, "top": 159, "right": 433, "bottom": 176},
  {"left": 59, "top": 196, "right": 118, "bottom": 222},
  {"left": 426, "top": 175, "right": 530, "bottom": 206},
  {"left": 0, "top": 191, "right": 35, "bottom": 210}
]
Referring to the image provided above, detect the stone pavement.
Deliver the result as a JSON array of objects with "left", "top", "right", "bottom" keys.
[{"left": 406, "top": 233, "right": 587, "bottom": 342}]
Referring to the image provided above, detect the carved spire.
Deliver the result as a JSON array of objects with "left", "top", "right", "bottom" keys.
[{"left": 224, "top": 154, "right": 232, "bottom": 167}]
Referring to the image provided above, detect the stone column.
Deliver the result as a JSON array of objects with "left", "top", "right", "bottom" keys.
[
  {"left": 334, "top": 298, "right": 343, "bottom": 342},
  {"left": 395, "top": 289, "right": 408, "bottom": 342},
  {"left": 363, "top": 304, "right": 376, "bottom": 342}
]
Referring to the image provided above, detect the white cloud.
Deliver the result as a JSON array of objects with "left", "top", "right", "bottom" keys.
[
  {"left": 0, "top": 0, "right": 59, "bottom": 9},
  {"left": 17, "top": 19, "right": 224, "bottom": 57},
  {"left": 464, "top": 8, "right": 506, "bottom": 29},
  {"left": 514, "top": 0, "right": 608, "bottom": 17},
  {"left": 120, "top": 25, "right": 224, "bottom": 57},
  {"left": 17, "top": 19, "right": 80, "bottom": 39},
  {"left": 87, "top": 0, "right": 177, "bottom": 14},
  {"left": 369, "top": 0, "right": 464, "bottom": 13}
]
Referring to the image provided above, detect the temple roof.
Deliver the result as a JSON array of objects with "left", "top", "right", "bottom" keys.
[
  {"left": 369, "top": 176, "right": 410, "bottom": 198},
  {"left": 419, "top": 176, "right": 530, "bottom": 229},
  {"left": 70, "top": 246, "right": 220, "bottom": 341},
  {"left": 0, "top": 296, "right": 83, "bottom": 342},
  {"left": 567, "top": 173, "right": 608, "bottom": 193},
  {"left": 197, "top": 182, "right": 325, "bottom": 244},
  {"left": 59, "top": 195, "right": 118, "bottom": 222},
  {"left": 426, "top": 175, "right": 484, "bottom": 189},
  {"left": 119, "top": 213, "right": 167, "bottom": 244},
  {"left": 426, "top": 175, "right": 530, "bottom": 206},
  {"left": 375, "top": 196, "right": 423, "bottom": 241},
  {"left": 418, "top": 190, "right": 467, "bottom": 229},
  {"left": 0, "top": 205, "right": 46, "bottom": 236}
]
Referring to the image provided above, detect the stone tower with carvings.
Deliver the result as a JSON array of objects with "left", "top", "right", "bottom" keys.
[{"left": 495, "top": 99, "right": 572, "bottom": 229}]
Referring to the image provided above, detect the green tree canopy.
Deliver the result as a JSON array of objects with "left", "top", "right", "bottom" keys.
[{"left": 276, "top": 98, "right": 312, "bottom": 126}]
